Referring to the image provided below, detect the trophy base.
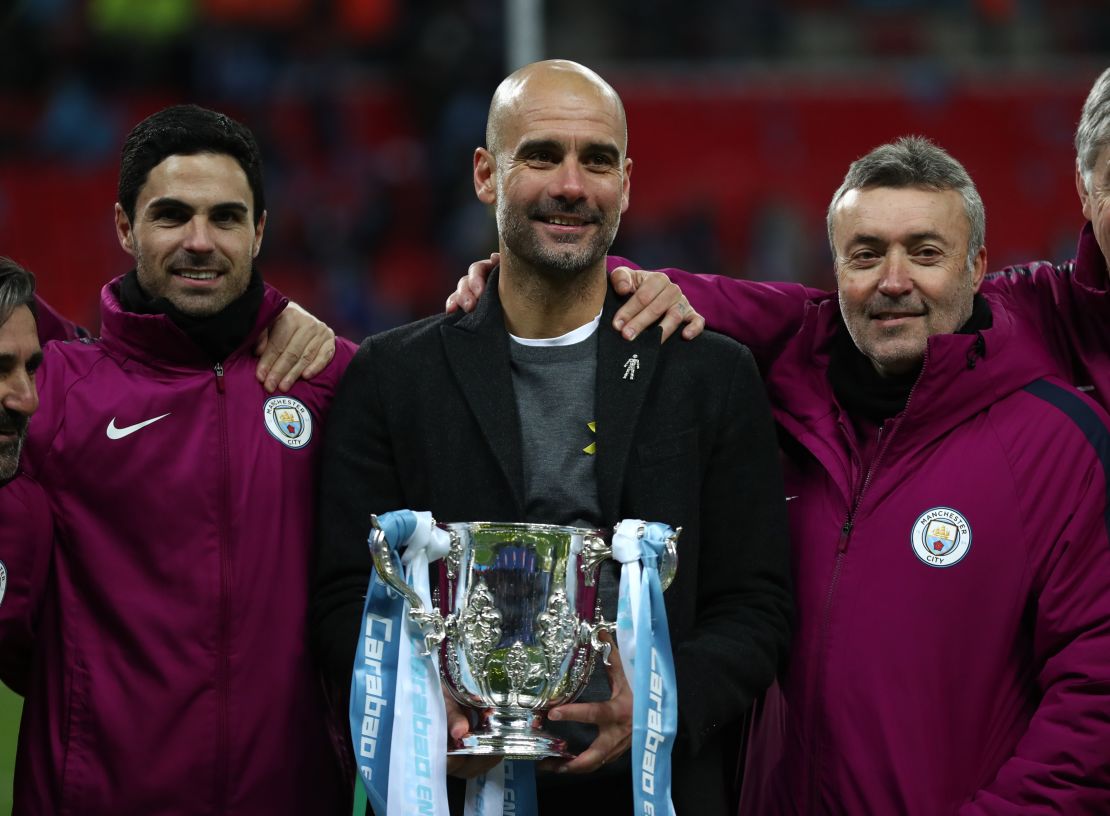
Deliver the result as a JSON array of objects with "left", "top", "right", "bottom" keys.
[{"left": 448, "top": 707, "right": 573, "bottom": 760}]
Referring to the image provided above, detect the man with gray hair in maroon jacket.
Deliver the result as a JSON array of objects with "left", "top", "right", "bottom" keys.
[
  {"left": 612, "top": 127, "right": 1110, "bottom": 811},
  {"left": 724, "top": 137, "right": 1110, "bottom": 814}
]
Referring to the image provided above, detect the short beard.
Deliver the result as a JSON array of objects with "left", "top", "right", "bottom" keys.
[
  {"left": 497, "top": 200, "right": 617, "bottom": 279},
  {"left": 133, "top": 243, "right": 241, "bottom": 317},
  {"left": 0, "top": 408, "right": 28, "bottom": 481},
  {"left": 0, "top": 437, "right": 23, "bottom": 481}
]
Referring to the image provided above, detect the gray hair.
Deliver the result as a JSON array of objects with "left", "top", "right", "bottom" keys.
[
  {"left": 1076, "top": 67, "right": 1110, "bottom": 191},
  {"left": 826, "top": 136, "right": 985, "bottom": 271},
  {"left": 0, "top": 257, "right": 36, "bottom": 328}
]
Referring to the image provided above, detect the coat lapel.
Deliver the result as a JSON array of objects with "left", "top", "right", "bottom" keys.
[
  {"left": 440, "top": 271, "right": 526, "bottom": 515},
  {"left": 595, "top": 285, "right": 661, "bottom": 522}
]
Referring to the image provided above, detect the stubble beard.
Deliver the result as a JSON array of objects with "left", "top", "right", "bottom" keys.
[
  {"left": 498, "top": 200, "right": 618, "bottom": 282},
  {"left": 840, "top": 273, "right": 976, "bottom": 376},
  {"left": 133, "top": 242, "right": 244, "bottom": 318}
]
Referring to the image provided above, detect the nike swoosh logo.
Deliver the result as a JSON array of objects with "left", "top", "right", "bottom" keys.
[
  {"left": 785, "top": 496, "right": 799, "bottom": 502},
  {"left": 106, "top": 413, "right": 171, "bottom": 440}
]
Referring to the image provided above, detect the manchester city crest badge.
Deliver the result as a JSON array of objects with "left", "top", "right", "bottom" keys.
[
  {"left": 263, "top": 396, "right": 314, "bottom": 449},
  {"left": 911, "top": 507, "right": 971, "bottom": 568}
]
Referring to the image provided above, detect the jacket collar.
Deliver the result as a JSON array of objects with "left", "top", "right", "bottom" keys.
[
  {"left": 98, "top": 273, "right": 289, "bottom": 369},
  {"left": 1074, "top": 221, "right": 1108, "bottom": 286},
  {"left": 440, "top": 270, "right": 526, "bottom": 513},
  {"left": 767, "top": 289, "right": 1059, "bottom": 456},
  {"left": 595, "top": 283, "right": 662, "bottom": 521},
  {"left": 440, "top": 269, "right": 660, "bottom": 521}
]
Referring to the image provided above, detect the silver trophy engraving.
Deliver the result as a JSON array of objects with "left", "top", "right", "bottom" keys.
[{"left": 368, "top": 518, "right": 678, "bottom": 759}]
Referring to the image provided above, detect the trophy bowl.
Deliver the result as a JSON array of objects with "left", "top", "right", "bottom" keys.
[{"left": 368, "top": 518, "right": 678, "bottom": 760}]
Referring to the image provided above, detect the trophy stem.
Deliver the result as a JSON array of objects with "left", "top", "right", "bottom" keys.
[{"left": 451, "top": 706, "right": 571, "bottom": 760}]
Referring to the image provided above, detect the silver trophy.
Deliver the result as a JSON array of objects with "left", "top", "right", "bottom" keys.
[{"left": 369, "top": 518, "right": 678, "bottom": 759}]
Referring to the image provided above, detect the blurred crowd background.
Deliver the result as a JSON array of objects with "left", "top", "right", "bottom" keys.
[{"left": 0, "top": 0, "right": 1108, "bottom": 338}]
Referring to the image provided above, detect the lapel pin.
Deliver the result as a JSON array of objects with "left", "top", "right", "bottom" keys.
[{"left": 623, "top": 354, "right": 640, "bottom": 381}]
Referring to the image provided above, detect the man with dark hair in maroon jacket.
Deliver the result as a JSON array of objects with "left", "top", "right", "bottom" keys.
[{"left": 9, "top": 105, "right": 354, "bottom": 816}]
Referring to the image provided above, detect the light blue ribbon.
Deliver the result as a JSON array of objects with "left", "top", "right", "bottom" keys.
[
  {"left": 349, "top": 513, "right": 411, "bottom": 814},
  {"left": 349, "top": 509, "right": 451, "bottom": 816},
  {"left": 614, "top": 520, "right": 678, "bottom": 816},
  {"left": 463, "top": 759, "right": 537, "bottom": 816}
]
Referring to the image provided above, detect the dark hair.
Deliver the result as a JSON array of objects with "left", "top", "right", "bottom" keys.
[
  {"left": 117, "top": 104, "right": 265, "bottom": 225},
  {"left": 0, "top": 257, "right": 37, "bottom": 327}
]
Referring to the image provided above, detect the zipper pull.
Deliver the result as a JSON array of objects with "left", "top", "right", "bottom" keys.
[
  {"left": 214, "top": 362, "right": 225, "bottom": 394},
  {"left": 966, "top": 334, "right": 986, "bottom": 369},
  {"left": 838, "top": 520, "right": 852, "bottom": 553}
]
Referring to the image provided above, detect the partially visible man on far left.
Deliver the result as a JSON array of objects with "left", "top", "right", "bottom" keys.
[
  {"left": 0, "top": 259, "right": 40, "bottom": 482},
  {"left": 0, "top": 258, "right": 47, "bottom": 694}
]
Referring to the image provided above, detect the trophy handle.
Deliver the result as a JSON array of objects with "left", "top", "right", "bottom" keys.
[
  {"left": 658, "top": 526, "right": 680, "bottom": 591},
  {"left": 579, "top": 533, "right": 610, "bottom": 587},
  {"left": 576, "top": 525, "right": 680, "bottom": 668},
  {"left": 580, "top": 617, "right": 617, "bottom": 667},
  {"left": 580, "top": 525, "right": 681, "bottom": 591},
  {"left": 368, "top": 514, "right": 446, "bottom": 655}
]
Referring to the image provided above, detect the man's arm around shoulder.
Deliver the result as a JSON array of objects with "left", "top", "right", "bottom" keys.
[{"left": 608, "top": 256, "right": 821, "bottom": 369}]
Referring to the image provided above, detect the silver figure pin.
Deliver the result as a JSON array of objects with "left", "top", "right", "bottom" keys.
[{"left": 623, "top": 354, "right": 640, "bottom": 381}]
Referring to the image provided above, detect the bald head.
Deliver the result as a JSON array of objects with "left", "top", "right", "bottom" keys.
[
  {"left": 472, "top": 58, "right": 632, "bottom": 312},
  {"left": 486, "top": 60, "right": 627, "bottom": 160}
]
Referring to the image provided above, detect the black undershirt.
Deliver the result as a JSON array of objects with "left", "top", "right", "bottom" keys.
[
  {"left": 118, "top": 268, "right": 264, "bottom": 363},
  {"left": 828, "top": 294, "right": 993, "bottom": 425}
]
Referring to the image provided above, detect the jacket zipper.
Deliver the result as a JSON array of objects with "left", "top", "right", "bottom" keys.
[
  {"left": 807, "top": 351, "right": 928, "bottom": 813},
  {"left": 214, "top": 362, "right": 230, "bottom": 810}
]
